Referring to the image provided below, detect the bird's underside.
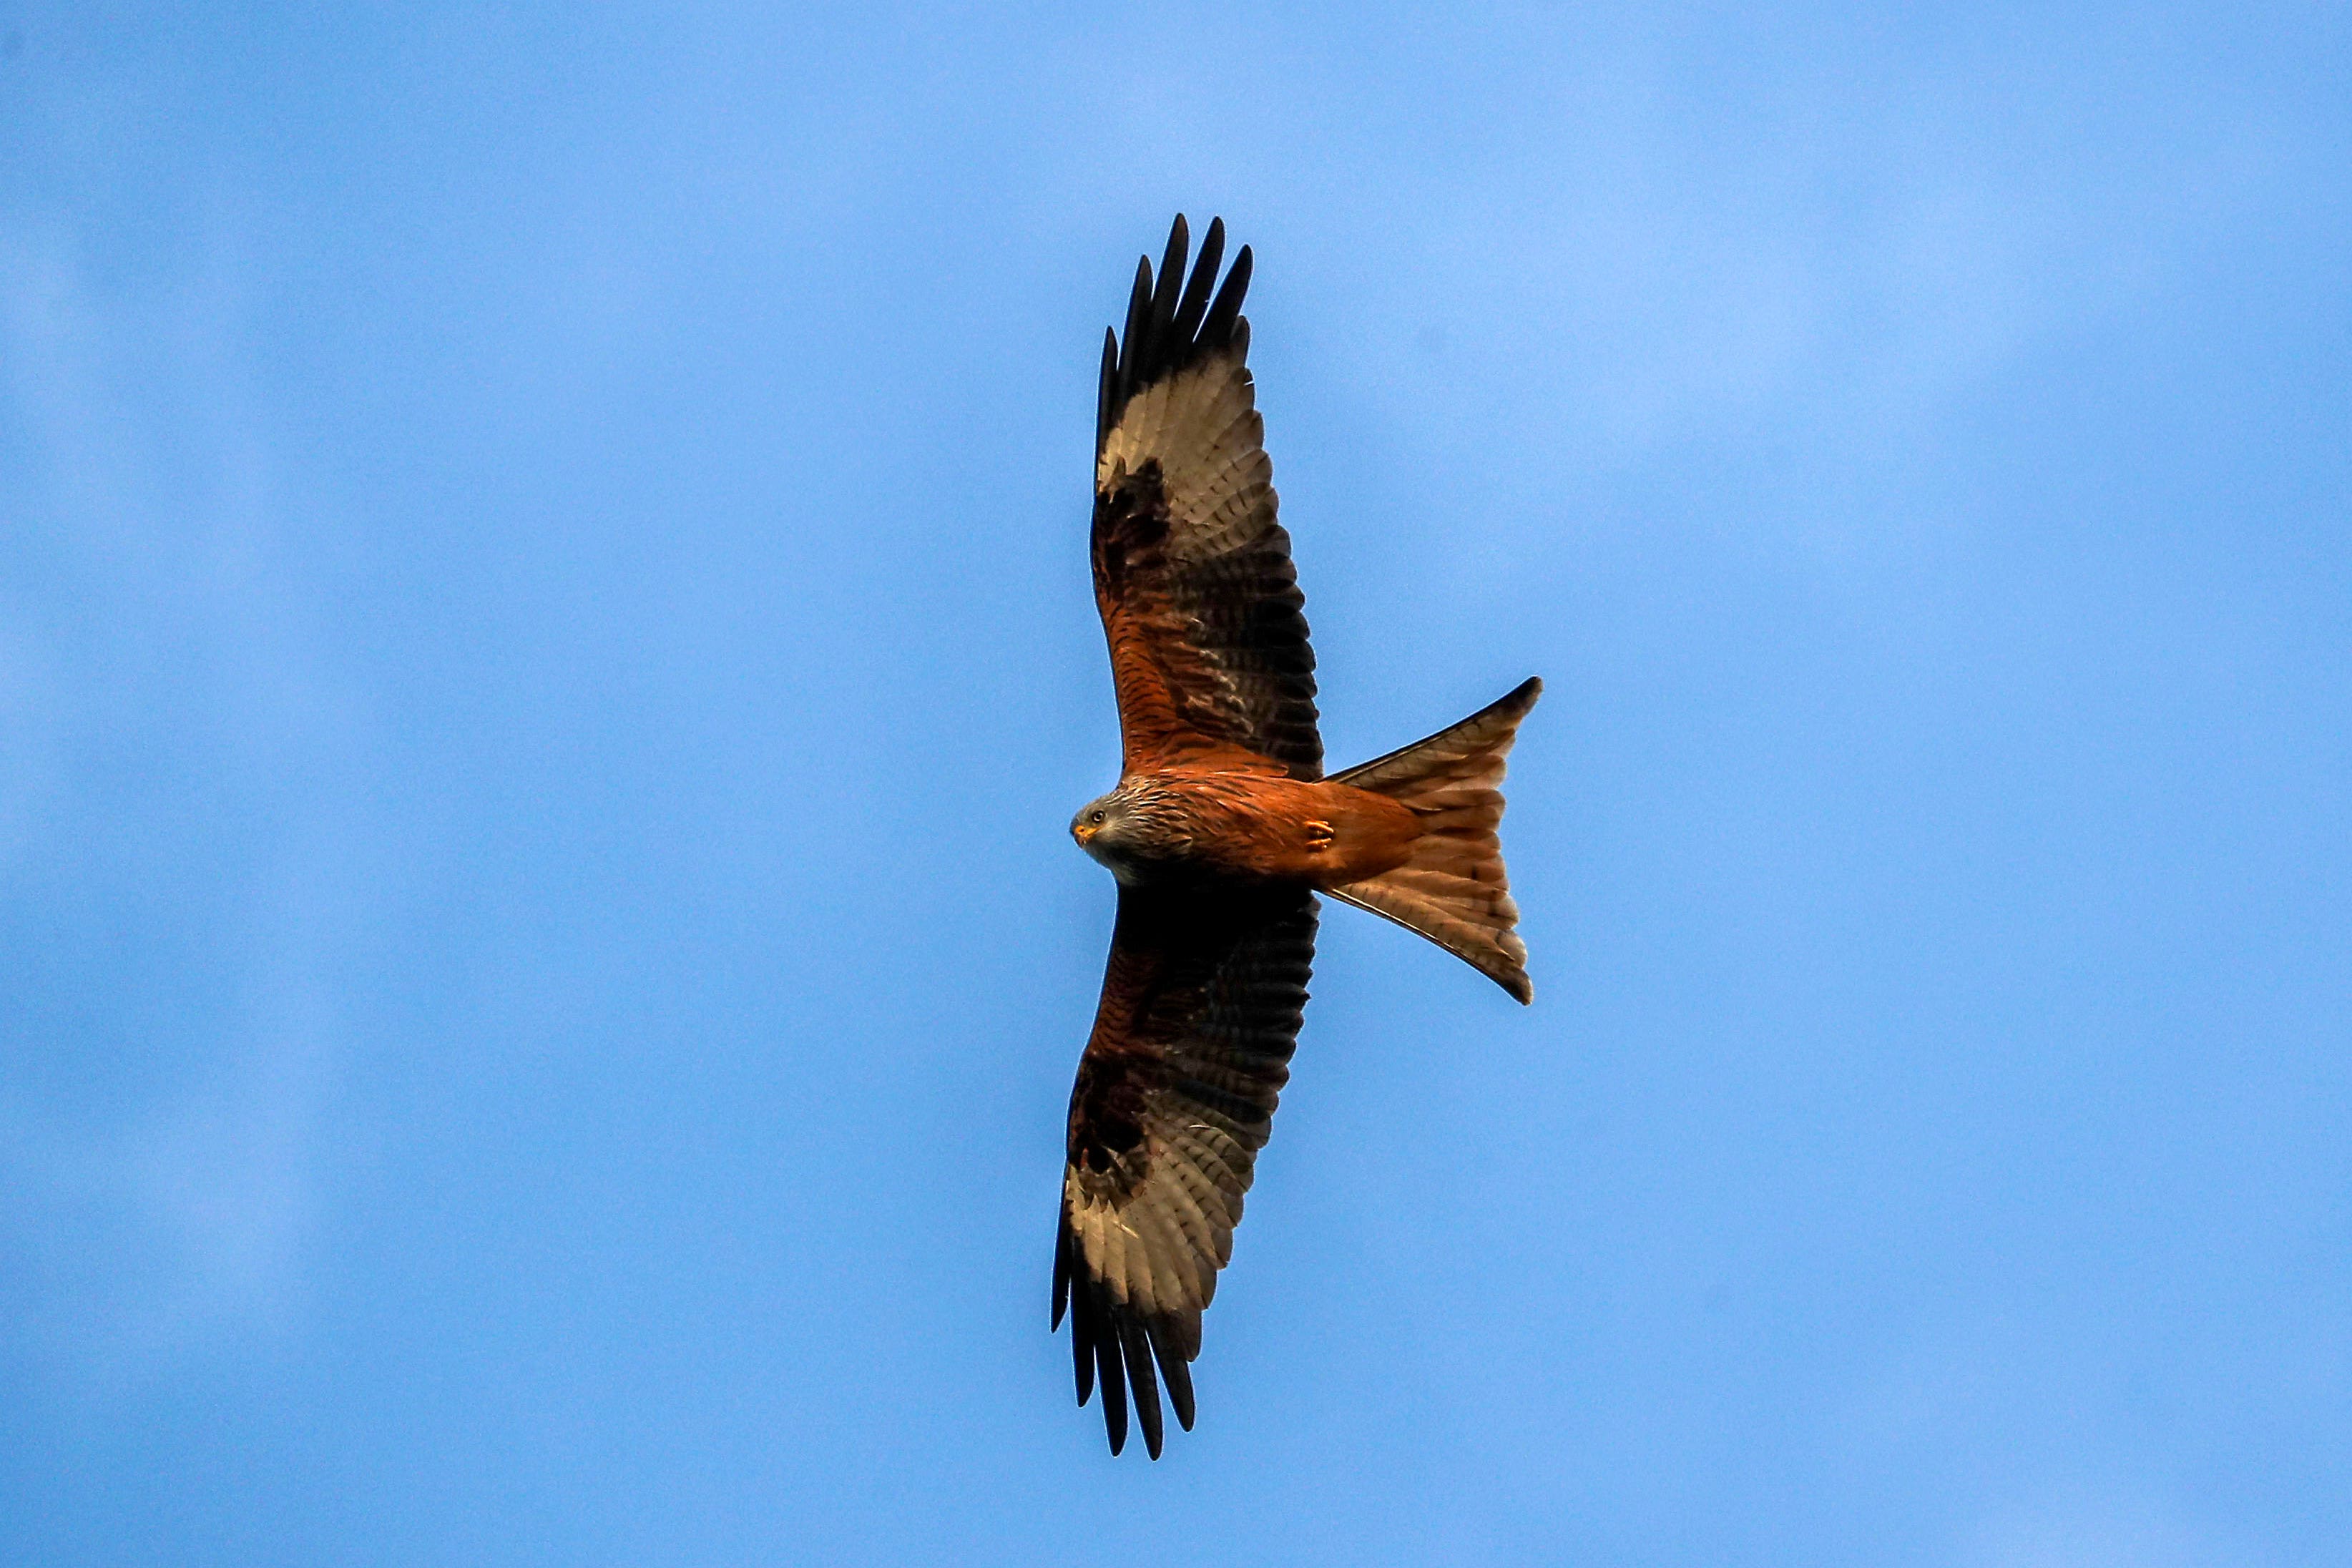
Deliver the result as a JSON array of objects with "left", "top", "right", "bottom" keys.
[{"left": 1053, "top": 214, "right": 1539, "bottom": 1457}]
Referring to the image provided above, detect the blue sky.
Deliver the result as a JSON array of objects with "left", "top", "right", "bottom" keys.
[{"left": 3, "top": 3, "right": 2346, "bottom": 1563}]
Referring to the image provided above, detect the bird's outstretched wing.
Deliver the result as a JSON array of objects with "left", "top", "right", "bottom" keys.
[
  {"left": 1093, "top": 215, "right": 1322, "bottom": 780},
  {"left": 1054, "top": 885, "right": 1317, "bottom": 1457}
]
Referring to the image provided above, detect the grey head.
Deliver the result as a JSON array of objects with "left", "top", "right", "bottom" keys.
[{"left": 1069, "top": 787, "right": 1147, "bottom": 883}]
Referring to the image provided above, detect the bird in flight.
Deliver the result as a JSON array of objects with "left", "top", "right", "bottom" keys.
[{"left": 1053, "top": 215, "right": 1541, "bottom": 1458}]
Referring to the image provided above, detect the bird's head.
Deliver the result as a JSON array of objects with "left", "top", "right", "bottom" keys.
[{"left": 1070, "top": 789, "right": 1144, "bottom": 879}]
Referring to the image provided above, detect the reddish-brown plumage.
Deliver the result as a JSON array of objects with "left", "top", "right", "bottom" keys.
[
  {"left": 1082, "top": 761, "right": 1421, "bottom": 888},
  {"left": 1050, "top": 215, "right": 1539, "bottom": 1459}
]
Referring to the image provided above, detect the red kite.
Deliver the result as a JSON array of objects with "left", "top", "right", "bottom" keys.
[{"left": 1054, "top": 215, "right": 1539, "bottom": 1457}]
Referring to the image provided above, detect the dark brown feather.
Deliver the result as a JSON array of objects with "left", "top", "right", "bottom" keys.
[
  {"left": 1056, "top": 885, "right": 1317, "bottom": 1457},
  {"left": 1092, "top": 215, "right": 1320, "bottom": 778}
]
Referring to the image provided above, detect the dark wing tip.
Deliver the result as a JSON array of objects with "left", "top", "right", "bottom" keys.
[
  {"left": 1068, "top": 1238, "right": 1097, "bottom": 1405},
  {"left": 1147, "top": 1320, "right": 1197, "bottom": 1431},
  {"left": 1172, "top": 217, "right": 1222, "bottom": 343},
  {"left": 1197, "top": 244, "right": 1252, "bottom": 349},
  {"left": 1148, "top": 217, "right": 1188, "bottom": 344},
  {"left": 1058, "top": 1243, "right": 1191, "bottom": 1458},
  {"left": 1098, "top": 215, "right": 1254, "bottom": 452},
  {"left": 1122, "top": 1317, "right": 1165, "bottom": 1459},
  {"left": 1094, "top": 328, "right": 1118, "bottom": 451},
  {"left": 1094, "top": 1310, "right": 1129, "bottom": 1455},
  {"left": 1114, "top": 256, "right": 1153, "bottom": 400}
]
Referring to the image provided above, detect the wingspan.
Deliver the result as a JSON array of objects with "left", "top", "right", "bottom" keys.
[
  {"left": 1092, "top": 215, "right": 1323, "bottom": 780},
  {"left": 1054, "top": 885, "right": 1318, "bottom": 1456}
]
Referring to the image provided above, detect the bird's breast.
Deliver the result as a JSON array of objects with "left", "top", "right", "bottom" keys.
[{"left": 1112, "top": 771, "right": 1418, "bottom": 889}]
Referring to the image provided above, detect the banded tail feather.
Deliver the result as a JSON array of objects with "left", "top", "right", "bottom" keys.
[{"left": 1328, "top": 677, "right": 1542, "bottom": 1003}]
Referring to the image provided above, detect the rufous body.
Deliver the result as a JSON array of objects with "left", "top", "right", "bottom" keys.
[{"left": 1072, "top": 750, "right": 1421, "bottom": 889}]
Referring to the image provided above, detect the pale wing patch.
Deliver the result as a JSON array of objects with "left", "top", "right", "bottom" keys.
[
  {"left": 1090, "top": 341, "right": 1319, "bottom": 777},
  {"left": 1064, "top": 1093, "right": 1255, "bottom": 1323},
  {"left": 1098, "top": 354, "right": 1276, "bottom": 567}
]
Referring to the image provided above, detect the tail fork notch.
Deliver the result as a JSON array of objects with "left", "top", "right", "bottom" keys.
[{"left": 1329, "top": 677, "right": 1541, "bottom": 1003}]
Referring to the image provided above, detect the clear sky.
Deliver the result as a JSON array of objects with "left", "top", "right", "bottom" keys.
[{"left": 4, "top": 3, "right": 2347, "bottom": 1563}]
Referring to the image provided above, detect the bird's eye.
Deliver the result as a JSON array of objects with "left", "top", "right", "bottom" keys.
[{"left": 1089, "top": 810, "right": 1107, "bottom": 825}]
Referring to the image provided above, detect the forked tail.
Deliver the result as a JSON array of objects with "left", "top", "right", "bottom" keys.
[{"left": 1328, "top": 677, "right": 1542, "bottom": 1003}]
